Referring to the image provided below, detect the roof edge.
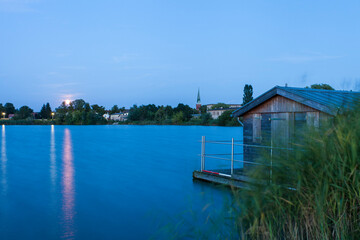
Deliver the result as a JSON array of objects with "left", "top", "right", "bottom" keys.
[
  {"left": 276, "top": 88, "right": 334, "bottom": 115},
  {"left": 232, "top": 86, "right": 279, "bottom": 117},
  {"left": 232, "top": 86, "right": 338, "bottom": 117}
]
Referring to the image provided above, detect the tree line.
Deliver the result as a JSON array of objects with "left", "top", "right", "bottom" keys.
[
  {"left": 0, "top": 100, "right": 239, "bottom": 126},
  {"left": 0, "top": 83, "right": 334, "bottom": 125}
]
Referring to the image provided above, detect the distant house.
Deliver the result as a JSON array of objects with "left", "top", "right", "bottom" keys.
[
  {"left": 207, "top": 109, "right": 228, "bottom": 119},
  {"left": 206, "top": 104, "right": 242, "bottom": 110},
  {"left": 110, "top": 112, "right": 129, "bottom": 122},
  {"left": 232, "top": 86, "right": 360, "bottom": 169},
  {"left": 103, "top": 113, "right": 110, "bottom": 120},
  {"left": 207, "top": 104, "right": 242, "bottom": 119},
  {"left": 8, "top": 114, "right": 15, "bottom": 119}
]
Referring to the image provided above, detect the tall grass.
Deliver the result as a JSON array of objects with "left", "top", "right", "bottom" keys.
[{"left": 234, "top": 107, "right": 360, "bottom": 239}]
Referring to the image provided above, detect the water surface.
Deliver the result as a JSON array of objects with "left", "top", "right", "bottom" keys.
[{"left": 0, "top": 125, "right": 242, "bottom": 239}]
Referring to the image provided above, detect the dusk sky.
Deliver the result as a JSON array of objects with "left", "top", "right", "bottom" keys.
[{"left": 1, "top": 1, "right": 360, "bottom": 111}]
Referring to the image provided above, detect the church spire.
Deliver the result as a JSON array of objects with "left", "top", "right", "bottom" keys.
[
  {"left": 196, "top": 88, "right": 202, "bottom": 111},
  {"left": 197, "top": 88, "right": 201, "bottom": 104}
]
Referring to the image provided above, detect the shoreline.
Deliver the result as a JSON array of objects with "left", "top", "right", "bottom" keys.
[
  {"left": 0, "top": 120, "right": 240, "bottom": 127},
  {"left": 0, "top": 121, "right": 241, "bottom": 127}
]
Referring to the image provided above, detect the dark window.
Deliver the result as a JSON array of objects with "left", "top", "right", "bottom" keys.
[
  {"left": 294, "top": 112, "right": 307, "bottom": 139},
  {"left": 253, "top": 114, "right": 261, "bottom": 143}
]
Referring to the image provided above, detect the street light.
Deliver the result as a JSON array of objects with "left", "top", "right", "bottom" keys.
[
  {"left": 1, "top": 112, "right": 5, "bottom": 119},
  {"left": 51, "top": 112, "right": 55, "bottom": 120}
]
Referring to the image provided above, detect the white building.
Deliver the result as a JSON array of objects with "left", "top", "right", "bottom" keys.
[
  {"left": 206, "top": 104, "right": 242, "bottom": 119},
  {"left": 206, "top": 104, "right": 242, "bottom": 110},
  {"left": 103, "top": 113, "right": 110, "bottom": 120},
  {"left": 207, "top": 109, "right": 229, "bottom": 119},
  {"left": 110, "top": 112, "right": 129, "bottom": 122}
]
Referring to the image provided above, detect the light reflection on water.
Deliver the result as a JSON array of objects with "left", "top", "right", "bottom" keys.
[
  {"left": 1, "top": 125, "right": 7, "bottom": 196},
  {"left": 62, "top": 128, "right": 75, "bottom": 239},
  {"left": 50, "top": 125, "right": 56, "bottom": 188}
]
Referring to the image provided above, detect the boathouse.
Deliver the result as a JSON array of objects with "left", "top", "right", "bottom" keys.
[
  {"left": 232, "top": 86, "right": 360, "bottom": 168},
  {"left": 193, "top": 86, "right": 360, "bottom": 188}
]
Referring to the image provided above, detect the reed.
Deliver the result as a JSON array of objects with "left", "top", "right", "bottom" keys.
[{"left": 234, "top": 107, "right": 360, "bottom": 239}]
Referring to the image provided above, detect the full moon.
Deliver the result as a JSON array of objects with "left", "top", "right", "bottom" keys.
[{"left": 65, "top": 100, "right": 71, "bottom": 105}]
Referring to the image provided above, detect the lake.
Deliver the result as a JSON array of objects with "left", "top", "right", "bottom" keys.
[{"left": 0, "top": 125, "right": 242, "bottom": 239}]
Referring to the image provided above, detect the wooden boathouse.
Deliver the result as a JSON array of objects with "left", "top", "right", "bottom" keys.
[{"left": 193, "top": 86, "right": 360, "bottom": 188}]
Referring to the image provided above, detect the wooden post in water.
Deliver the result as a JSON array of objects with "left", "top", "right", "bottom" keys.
[
  {"left": 231, "top": 138, "right": 234, "bottom": 175},
  {"left": 201, "top": 136, "right": 205, "bottom": 171}
]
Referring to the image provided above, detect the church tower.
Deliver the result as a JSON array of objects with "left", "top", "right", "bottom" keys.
[{"left": 196, "top": 88, "right": 201, "bottom": 111}]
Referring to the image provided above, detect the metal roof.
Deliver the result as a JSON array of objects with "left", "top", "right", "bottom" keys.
[{"left": 232, "top": 86, "right": 360, "bottom": 117}]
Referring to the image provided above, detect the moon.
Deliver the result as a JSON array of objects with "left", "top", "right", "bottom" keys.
[{"left": 65, "top": 100, "right": 71, "bottom": 105}]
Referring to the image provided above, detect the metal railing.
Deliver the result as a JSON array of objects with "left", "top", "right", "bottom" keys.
[
  {"left": 199, "top": 136, "right": 295, "bottom": 181},
  {"left": 200, "top": 136, "right": 244, "bottom": 177}
]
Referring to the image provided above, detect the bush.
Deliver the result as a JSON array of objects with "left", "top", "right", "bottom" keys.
[
  {"left": 172, "top": 111, "right": 184, "bottom": 124},
  {"left": 217, "top": 110, "right": 240, "bottom": 126}
]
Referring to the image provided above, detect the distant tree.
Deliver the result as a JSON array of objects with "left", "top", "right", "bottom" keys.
[
  {"left": 154, "top": 105, "right": 173, "bottom": 121},
  {"left": 40, "top": 104, "right": 47, "bottom": 118},
  {"left": 91, "top": 104, "right": 106, "bottom": 115},
  {"left": 84, "top": 103, "right": 91, "bottom": 112},
  {"left": 67, "top": 101, "right": 74, "bottom": 111},
  {"left": 16, "top": 106, "right": 33, "bottom": 119},
  {"left": 217, "top": 110, "right": 239, "bottom": 126},
  {"left": 145, "top": 104, "right": 158, "bottom": 120},
  {"left": 56, "top": 101, "right": 68, "bottom": 114},
  {"left": 307, "top": 83, "right": 334, "bottom": 90},
  {"left": 243, "top": 84, "right": 253, "bottom": 105},
  {"left": 40, "top": 102, "right": 52, "bottom": 119},
  {"left": 201, "top": 113, "right": 212, "bottom": 125},
  {"left": 128, "top": 105, "right": 140, "bottom": 121},
  {"left": 45, "top": 103, "right": 52, "bottom": 116},
  {"left": 211, "top": 103, "right": 230, "bottom": 109},
  {"left": 110, "top": 105, "right": 120, "bottom": 114},
  {"left": 0, "top": 104, "right": 5, "bottom": 115},
  {"left": 174, "top": 103, "right": 194, "bottom": 121},
  {"left": 85, "top": 111, "right": 107, "bottom": 125},
  {"left": 4, "top": 103, "right": 15, "bottom": 117},
  {"left": 199, "top": 105, "right": 207, "bottom": 114},
  {"left": 72, "top": 99, "right": 86, "bottom": 111},
  {"left": 172, "top": 111, "right": 185, "bottom": 124},
  {"left": 155, "top": 106, "right": 165, "bottom": 121},
  {"left": 127, "top": 104, "right": 159, "bottom": 121},
  {"left": 164, "top": 105, "right": 174, "bottom": 117},
  {"left": 53, "top": 99, "right": 108, "bottom": 125}
]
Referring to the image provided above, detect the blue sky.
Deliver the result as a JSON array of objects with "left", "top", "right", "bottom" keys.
[{"left": 1, "top": 0, "right": 360, "bottom": 110}]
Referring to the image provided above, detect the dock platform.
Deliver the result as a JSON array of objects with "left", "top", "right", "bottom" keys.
[
  {"left": 193, "top": 169, "right": 253, "bottom": 189},
  {"left": 194, "top": 136, "right": 270, "bottom": 189}
]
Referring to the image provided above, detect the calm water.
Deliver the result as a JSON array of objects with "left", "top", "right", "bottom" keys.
[{"left": 0, "top": 125, "right": 242, "bottom": 239}]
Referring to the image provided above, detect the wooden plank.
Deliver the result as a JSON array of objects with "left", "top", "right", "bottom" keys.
[
  {"left": 193, "top": 170, "right": 250, "bottom": 189},
  {"left": 245, "top": 96, "right": 318, "bottom": 115},
  {"left": 232, "top": 86, "right": 278, "bottom": 117}
]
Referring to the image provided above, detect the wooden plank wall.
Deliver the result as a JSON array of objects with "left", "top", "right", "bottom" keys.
[
  {"left": 241, "top": 95, "right": 330, "bottom": 171},
  {"left": 245, "top": 95, "right": 317, "bottom": 114}
]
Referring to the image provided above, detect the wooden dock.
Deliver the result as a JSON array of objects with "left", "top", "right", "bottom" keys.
[{"left": 193, "top": 169, "right": 254, "bottom": 189}]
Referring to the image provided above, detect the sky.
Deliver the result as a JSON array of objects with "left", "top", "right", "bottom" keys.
[{"left": 1, "top": 0, "right": 360, "bottom": 111}]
